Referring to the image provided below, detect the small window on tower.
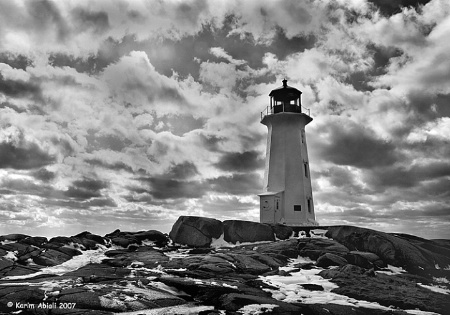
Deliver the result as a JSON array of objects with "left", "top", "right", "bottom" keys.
[
  {"left": 294, "top": 205, "right": 302, "bottom": 211},
  {"left": 308, "top": 199, "right": 312, "bottom": 213},
  {"left": 301, "top": 130, "right": 305, "bottom": 143},
  {"left": 304, "top": 162, "right": 309, "bottom": 178}
]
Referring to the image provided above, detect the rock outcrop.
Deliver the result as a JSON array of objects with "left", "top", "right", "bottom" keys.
[
  {"left": 326, "top": 225, "right": 450, "bottom": 272},
  {"left": 106, "top": 229, "right": 169, "bottom": 247},
  {"left": 223, "top": 220, "right": 275, "bottom": 243},
  {"left": 268, "top": 224, "right": 294, "bottom": 240},
  {"left": 169, "top": 216, "right": 223, "bottom": 247},
  {"left": 0, "top": 220, "right": 449, "bottom": 315},
  {"left": 169, "top": 217, "right": 295, "bottom": 247},
  {"left": 316, "top": 252, "right": 348, "bottom": 267},
  {"left": 319, "top": 264, "right": 450, "bottom": 314}
]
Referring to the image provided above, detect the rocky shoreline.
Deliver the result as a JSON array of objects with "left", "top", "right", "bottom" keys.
[{"left": 1, "top": 216, "right": 449, "bottom": 314}]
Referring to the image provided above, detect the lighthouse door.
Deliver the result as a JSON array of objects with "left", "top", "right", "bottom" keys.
[
  {"left": 274, "top": 196, "right": 281, "bottom": 223},
  {"left": 261, "top": 196, "right": 274, "bottom": 223}
]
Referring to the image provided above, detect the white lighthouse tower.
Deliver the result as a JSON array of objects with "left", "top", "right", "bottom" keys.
[{"left": 259, "top": 79, "right": 318, "bottom": 226}]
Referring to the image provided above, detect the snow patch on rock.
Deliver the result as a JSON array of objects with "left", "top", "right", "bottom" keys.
[
  {"left": 2, "top": 245, "right": 113, "bottom": 280},
  {"left": 418, "top": 283, "right": 450, "bottom": 295},
  {"left": 376, "top": 265, "right": 406, "bottom": 275},
  {"left": 3, "top": 250, "right": 18, "bottom": 261},
  {"left": 237, "top": 303, "right": 279, "bottom": 314},
  {"left": 261, "top": 256, "right": 391, "bottom": 310},
  {"left": 113, "top": 304, "right": 214, "bottom": 314}
]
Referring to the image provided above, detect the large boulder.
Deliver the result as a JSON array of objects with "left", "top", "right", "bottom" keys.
[
  {"left": 32, "top": 248, "right": 73, "bottom": 266},
  {"left": 105, "top": 229, "right": 169, "bottom": 247},
  {"left": 266, "top": 224, "right": 294, "bottom": 240},
  {"left": 297, "top": 238, "right": 349, "bottom": 260},
  {"left": 256, "top": 239, "right": 300, "bottom": 261},
  {"left": 346, "top": 251, "right": 386, "bottom": 269},
  {"left": 133, "top": 230, "right": 169, "bottom": 246},
  {"left": 56, "top": 246, "right": 83, "bottom": 257},
  {"left": 223, "top": 220, "right": 275, "bottom": 244},
  {"left": 48, "top": 236, "right": 73, "bottom": 246},
  {"left": 110, "top": 237, "right": 134, "bottom": 248},
  {"left": 169, "top": 216, "right": 223, "bottom": 247},
  {"left": 19, "top": 236, "right": 48, "bottom": 247},
  {"left": 0, "top": 242, "right": 42, "bottom": 263},
  {"left": 47, "top": 232, "right": 106, "bottom": 250},
  {"left": 316, "top": 253, "right": 348, "bottom": 268},
  {"left": 0, "top": 234, "right": 29, "bottom": 242},
  {"left": 163, "top": 254, "right": 235, "bottom": 277},
  {"left": 326, "top": 226, "right": 450, "bottom": 272},
  {"left": 226, "top": 253, "right": 272, "bottom": 275},
  {"left": 71, "top": 231, "right": 106, "bottom": 249}
]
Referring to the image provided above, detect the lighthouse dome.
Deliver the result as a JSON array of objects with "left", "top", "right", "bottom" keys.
[{"left": 269, "top": 79, "right": 302, "bottom": 101}]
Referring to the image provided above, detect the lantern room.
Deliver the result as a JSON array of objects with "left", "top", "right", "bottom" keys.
[{"left": 269, "top": 79, "right": 302, "bottom": 114}]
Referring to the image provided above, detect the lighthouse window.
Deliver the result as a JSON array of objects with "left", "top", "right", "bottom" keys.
[
  {"left": 301, "top": 130, "right": 305, "bottom": 143},
  {"left": 294, "top": 205, "right": 302, "bottom": 211},
  {"left": 307, "top": 199, "right": 312, "bottom": 213},
  {"left": 304, "top": 163, "right": 309, "bottom": 178}
]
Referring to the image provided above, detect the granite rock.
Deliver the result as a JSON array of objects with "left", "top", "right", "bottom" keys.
[
  {"left": 316, "top": 252, "right": 348, "bottom": 267},
  {"left": 267, "top": 224, "right": 294, "bottom": 240},
  {"left": 105, "top": 229, "right": 169, "bottom": 247},
  {"left": 169, "top": 216, "right": 223, "bottom": 247},
  {"left": 298, "top": 238, "right": 349, "bottom": 260},
  {"left": 319, "top": 264, "right": 450, "bottom": 314},
  {"left": 224, "top": 220, "right": 275, "bottom": 243},
  {"left": 326, "top": 225, "right": 450, "bottom": 272}
]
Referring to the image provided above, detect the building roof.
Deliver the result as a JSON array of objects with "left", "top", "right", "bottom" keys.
[
  {"left": 258, "top": 191, "right": 284, "bottom": 196},
  {"left": 269, "top": 79, "right": 302, "bottom": 100}
]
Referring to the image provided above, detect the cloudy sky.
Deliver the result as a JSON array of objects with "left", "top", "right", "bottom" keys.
[{"left": 0, "top": 0, "right": 449, "bottom": 239}]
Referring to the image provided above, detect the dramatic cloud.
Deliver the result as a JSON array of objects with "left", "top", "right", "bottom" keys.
[
  {"left": 0, "top": 0, "right": 449, "bottom": 239},
  {"left": 31, "top": 168, "right": 56, "bottom": 182},
  {"left": 215, "top": 151, "right": 265, "bottom": 172},
  {"left": 314, "top": 118, "right": 401, "bottom": 168},
  {"left": 64, "top": 177, "right": 109, "bottom": 199},
  {"left": 0, "top": 129, "right": 56, "bottom": 170},
  {"left": 164, "top": 161, "right": 199, "bottom": 180},
  {"left": 141, "top": 177, "right": 205, "bottom": 200},
  {"left": 208, "top": 173, "right": 263, "bottom": 196}
]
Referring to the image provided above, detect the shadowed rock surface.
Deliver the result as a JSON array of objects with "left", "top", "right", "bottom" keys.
[
  {"left": 223, "top": 220, "right": 275, "bottom": 243},
  {"left": 326, "top": 225, "right": 450, "bottom": 272},
  {"left": 169, "top": 216, "right": 223, "bottom": 247},
  {"left": 0, "top": 218, "right": 449, "bottom": 315}
]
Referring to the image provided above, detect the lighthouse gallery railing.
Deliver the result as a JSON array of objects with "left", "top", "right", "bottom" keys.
[{"left": 261, "top": 104, "right": 311, "bottom": 121}]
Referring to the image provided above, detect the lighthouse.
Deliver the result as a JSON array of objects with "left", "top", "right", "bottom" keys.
[{"left": 259, "top": 79, "right": 318, "bottom": 226}]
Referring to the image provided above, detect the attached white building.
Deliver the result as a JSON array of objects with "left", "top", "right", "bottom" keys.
[{"left": 259, "top": 80, "right": 318, "bottom": 226}]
